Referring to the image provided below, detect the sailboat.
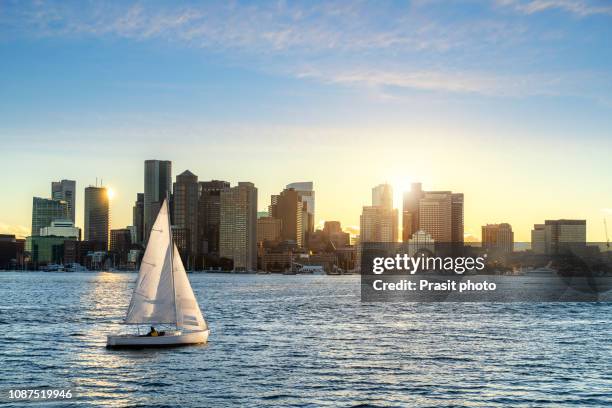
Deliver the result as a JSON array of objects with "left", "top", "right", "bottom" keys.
[{"left": 106, "top": 200, "right": 209, "bottom": 348}]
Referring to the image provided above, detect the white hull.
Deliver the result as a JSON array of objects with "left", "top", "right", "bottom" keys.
[{"left": 106, "top": 329, "right": 209, "bottom": 348}]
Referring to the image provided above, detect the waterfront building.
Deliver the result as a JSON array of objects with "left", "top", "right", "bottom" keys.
[
  {"left": 257, "top": 216, "right": 282, "bottom": 244},
  {"left": 173, "top": 170, "right": 200, "bottom": 262},
  {"left": 31, "top": 197, "right": 69, "bottom": 236},
  {"left": 219, "top": 182, "right": 258, "bottom": 271},
  {"left": 532, "top": 220, "right": 586, "bottom": 255},
  {"left": 40, "top": 219, "right": 81, "bottom": 240},
  {"left": 0, "top": 235, "right": 25, "bottom": 270},
  {"left": 482, "top": 223, "right": 514, "bottom": 253},
  {"left": 531, "top": 224, "right": 546, "bottom": 254},
  {"left": 199, "top": 180, "right": 230, "bottom": 257},
  {"left": 84, "top": 186, "right": 109, "bottom": 249},
  {"left": 406, "top": 230, "right": 435, "bottom": 257},
  {"left": 110, "top": 228, "right": 132, "bottom": 266},
  {"left": 132, "top": 193, "right": 144, "bottom": 245},
  {"left": 144, "top": 159, "right": 172, "bottom": 242},
  {"left": 51, "top": 179, "right": 76, "bottom": 223},
  {"left": 25, "top": 236, "right": 67, "bottom": 266}
]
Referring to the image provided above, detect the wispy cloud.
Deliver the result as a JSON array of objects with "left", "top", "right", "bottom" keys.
[
  {"left": 0, "top": 222, "right": 29, "bottom": 238},
  {"left": 2, "top": 1, "right": 610, "bottom": 101},
  {"left": 497, "top": 0, "right": 612, "bottom": 16}
]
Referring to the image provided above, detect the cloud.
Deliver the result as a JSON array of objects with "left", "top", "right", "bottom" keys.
[
  {"left": 0, "top": 222, "right": 29, "bottom": 238},
  {"left": 295, "top": 66, "right": 576, "bottom": 97},
  {"left": 497, "top": 0, "right": 612, "bottom": 16}
]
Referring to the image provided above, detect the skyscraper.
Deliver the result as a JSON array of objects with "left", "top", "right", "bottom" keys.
[
  {"left": 360, "top": 206, "right": 398, "bottom": 243},
  {"left": 286, "top": 182, "right": 315, "bottom": 235},
  {"left": 402, "top": 183, "right": 424, "bottom": 242},
  {"left": 132, "top": 193, "right": 144, "bottom": 245},
  {"left": 451, "top": 193, "right": 464, "bottom": 244},
  {"left": 144, "top": 160, "right": 172, "bottom": 242},
  {"left": 372, "top": 183, "right": 393, "bottom": 210},
  {"left": 482, "top": 223, "right": 514, "bottom": 253},
  {"left": 219, "top": 182, "right": 257, "bottom": 271},
  {"left": 402, "top": 183, "right": 464, "bottom": 244},
  {"left": 51, "top": 179, "right": 76, "bottom": 223},
  {"left": 269, "top": 188, "right": 308, "bottom": 246},
  {"left": 418, "top": 192, "right": 453, "bottom": 242},
  {"left": 84, "top": 186, "right": 109, "bottom": 249},
  {"left": 31, "top": 197, "right": 69, "bottom": 236},
  {"left": 360, "top": 184, "right": 398, "bottom": 243},
  {"left": 199, "top": 180, "right": 230, "bottom": 257},
  {"left": 173, "top": 170, "right": 199, "bottom": 261}
]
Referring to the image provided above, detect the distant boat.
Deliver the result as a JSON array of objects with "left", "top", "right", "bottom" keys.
[
  {"left": 64, "top": 263, "right": 88, "bottom": 272},
  {"left": 107, "top": 200, "right": 209, "bottom": 348},
  {"left": 43, "top": 263, "right": 64, "bottom": 272}
]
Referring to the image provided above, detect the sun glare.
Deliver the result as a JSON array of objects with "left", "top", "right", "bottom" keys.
[{"left": 107, "top": 188, "right": 115, "bottom": 200}]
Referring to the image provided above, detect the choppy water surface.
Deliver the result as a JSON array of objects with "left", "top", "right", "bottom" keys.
[{"left": 0, "top": 272, "right": 610, "bottom": 407}]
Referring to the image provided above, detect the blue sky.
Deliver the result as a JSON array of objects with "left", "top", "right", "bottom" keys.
[{"left": 0, "top": 0, "right": 611, "bottom": 241}]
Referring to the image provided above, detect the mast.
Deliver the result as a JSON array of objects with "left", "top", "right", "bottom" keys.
[{"left": 167, "top": 199, "right": 179, "bottom": 330}]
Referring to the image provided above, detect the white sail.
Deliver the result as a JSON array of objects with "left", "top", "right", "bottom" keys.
[
  {"left": 172, "top": 245, "right": 208, "bottom": 331},
  {"left": 124, "top": 200, "right": 177, "bottom": 325}
]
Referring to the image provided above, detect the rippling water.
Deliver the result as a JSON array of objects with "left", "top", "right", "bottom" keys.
[{"left": 0, "top": 272, "right": 610, "bottom": 407}]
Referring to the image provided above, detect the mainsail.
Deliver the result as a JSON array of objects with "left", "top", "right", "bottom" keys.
[{"left": 125, "top": 200, "right": 207, "bottom": 331}]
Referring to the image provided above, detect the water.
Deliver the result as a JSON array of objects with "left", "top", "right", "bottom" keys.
[{"left": 0, "top": 272, "right": 610, "bottom": 407}]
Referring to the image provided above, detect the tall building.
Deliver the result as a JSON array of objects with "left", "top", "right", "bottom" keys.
[
  {"left": 173, "top": 170, "right": 199, "bottom": 260},
  {"left": 531, "top": 224, "right": 546, "bottom": 254},
  {"left": 51, "top": 179, "right": 76, "bottom": 223},
  {"left": 532, "top": 219, "right": 586, "bottom": 255},
  {"left": 451, "top": 193, "right": 464, "bottom": 244},
  {"left": 199, "top": 180, "right": 230, "bottom": 256},
  {"left": 372, "top": 183, "right": 393, "bottom": 210},
  {"left": 31, "top": 197, "right": 69, "bottom": 236},
  {"left": 482, "top": 223, "right": 514, "bottom": 253},
  {"left": 144, "top": 160, "right": 172, "bottom": 242},
  {"left": 219, "top": 182, "right": 257, "bottom": 271},
  {"left": 402, "top": 183, "right": 424, "bottom": 242},
  {"left": 360, "top": 184, "right": 398, "bottom": 243},
  {"left": 418, "top": 192, "right": 452, "bottom": 242},
  {"left": 360, "top": 206, "right": 398, "bottom": 242},
  {"left": 132, "top": 193, "right": 144, "bottom": 245},
  {"left": 269, "top": 188, "right": 308, "bottom": 246},
  {"left": 402, "top": 183, "right": 464, "bottom": 244},
  {"left": 84, "top": 186, "right": 109, "bottom": 249},
  {"left": 286, "top": 182, "right": 315, "bottom": 235}
]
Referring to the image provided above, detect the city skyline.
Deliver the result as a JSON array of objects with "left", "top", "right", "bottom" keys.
[
  {"left": 1, "top": 1, "right": 611, "bottom": 241},
  {"left": 4, "top": 166, "right": 608, "bottom": 243}
]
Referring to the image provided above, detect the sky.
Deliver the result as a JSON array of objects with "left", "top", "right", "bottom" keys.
[{"left": 0, "top": 0, "right": 611, "bottom": 241}]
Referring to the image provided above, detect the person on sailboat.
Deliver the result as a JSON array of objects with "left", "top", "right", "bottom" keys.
[{"left": 147, "top": 326, "right": 159, "bottom": 337}]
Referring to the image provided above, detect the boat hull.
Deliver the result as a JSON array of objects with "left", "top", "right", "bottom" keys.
[{"left": 106, "top": 329, "right": 209, "bottom": 348}]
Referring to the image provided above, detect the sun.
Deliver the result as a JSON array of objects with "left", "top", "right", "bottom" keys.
[{"left": 107, "top": 188, "right": 115, "bottom": 200}]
